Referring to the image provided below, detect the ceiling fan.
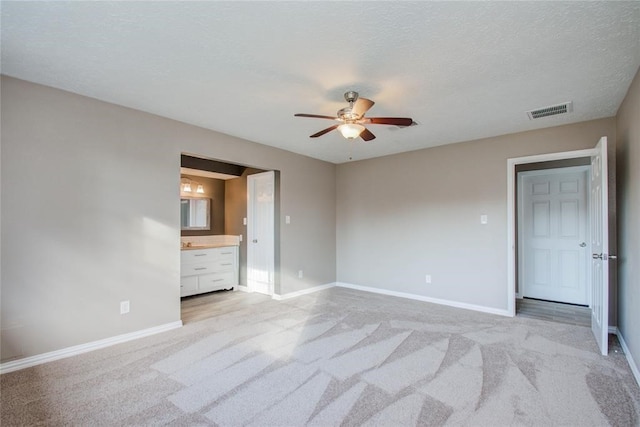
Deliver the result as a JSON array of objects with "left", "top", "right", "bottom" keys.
[{"left": 294, "top": 91, "right": 415, "bottom": 142}]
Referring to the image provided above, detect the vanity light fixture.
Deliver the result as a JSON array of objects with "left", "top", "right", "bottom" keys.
[{"left": 181, "top": 177, "right": 205, "bottom": 194}]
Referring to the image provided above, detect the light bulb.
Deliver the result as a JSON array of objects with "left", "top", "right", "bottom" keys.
[{"left": 196, "top": 184, "right": 204, "bottom": 194}]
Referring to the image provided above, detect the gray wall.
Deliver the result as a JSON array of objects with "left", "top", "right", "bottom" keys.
[
  {"left": 0, "top": 76, "right": 337, "bottom": 361},
  {"left": 336, "top": 118, "right": 617, "bottom": 314},
  {"left": 616, "top": 67, "right": 640, "bottom": 373}
]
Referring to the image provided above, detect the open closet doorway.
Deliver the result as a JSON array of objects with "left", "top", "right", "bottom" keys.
[
  {"left": 517, "top": 164, "right": 591, "bottom": 306},
  {"left": 507, "top": 137, "right": 612, "bottom": 355},
  {"left": 516, "top": 164, "right": 592, "bottom": 328}
]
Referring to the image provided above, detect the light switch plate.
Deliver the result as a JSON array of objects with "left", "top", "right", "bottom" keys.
[
  {"left": 120, "top": 300, "right": 130, "bottom": 314},
  {"left": 480, "top": 214, "right": 488, "bottom": 224},
  {"left": 285, "top": 215, "right": 291, "bottom": 224}
]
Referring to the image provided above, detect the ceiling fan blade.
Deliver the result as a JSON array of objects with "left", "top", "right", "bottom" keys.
[
  {"left": 310, "top": 125, "right": 339, "bottom": 138},
  {"left": 360, "top": 128, "right": 376, "bottom": 141},
  {"left": 295, "top": 113, "right": 337, "bottom": 120},
  {"left": 352, "top": 98, "right": 375, "bottom": 117},
  {"left": 366, "top": 117, "right": 414, "bottom": 126}
]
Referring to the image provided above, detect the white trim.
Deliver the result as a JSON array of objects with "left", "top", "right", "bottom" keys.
[
  {"left": 336, "top": 282, "right": 511, "bottom": 317},
  {"left": 272, "top": 283, "right": 336, "bottom": 301},
  {"left": 507, "top": 148, "right": 595, "bottom": 318},
  {"left": 609, "top": 327, "right": 640, "bottom": 387},
  {"left": 236, "top": 285, "right": 250, "bottom": 293},
  {"left": 0, "top": 321, "right": 183, "bottom": 374}
]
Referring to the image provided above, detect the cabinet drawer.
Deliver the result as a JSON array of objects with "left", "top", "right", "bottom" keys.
[
  {"left": 180, "top": 276, "right": 198, "bottom": 297},
  {"left": 181, "top": 246, "right": 237, "bottom": 264},
  {"left": 181, "top": 262, "right": 217, "bottom": 276},
  {"left": 181, "top": 249, "right": 216, "bottom": 264},
  {"left": 216, "top": 248, "right": 236, "bottom": 262},
  {"left": 198, "top": 272, "right": 235, "bottom": 292}
]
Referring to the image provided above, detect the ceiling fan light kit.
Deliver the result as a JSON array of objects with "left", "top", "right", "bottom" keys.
[
  {"left": 295, "top": 91, "right": 415, "bottom": 142},
  {"left": 338, "top": 123, "right": 365, "bottom": 139}
]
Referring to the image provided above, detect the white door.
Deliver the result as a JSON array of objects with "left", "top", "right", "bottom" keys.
[
  {"left": 247, "top": 171, "right": 275, "bottom": 295},
  {"left": 519, "top": 167, "right": 590, "bottom": 305},
  {"left": 590, "top": 137, "right": 609, "bottom": 356}
]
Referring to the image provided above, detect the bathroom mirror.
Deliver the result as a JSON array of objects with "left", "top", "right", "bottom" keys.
[{"left": 180, "top": 198, "right": 211, "bottom": 230}]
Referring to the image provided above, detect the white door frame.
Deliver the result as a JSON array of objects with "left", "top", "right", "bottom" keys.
[{"left": 507, "top": 148, "right": 595, "bottom": 317}]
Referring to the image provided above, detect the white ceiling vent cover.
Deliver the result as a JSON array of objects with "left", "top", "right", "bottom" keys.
[{"left": 527, "top": 102, "right": 573, "bottom": 120}]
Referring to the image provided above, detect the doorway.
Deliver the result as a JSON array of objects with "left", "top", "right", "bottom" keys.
[
  {"left": 507, "top": 137, "right": 611, "bottom": 355},
  {"left": 517, "top": 165, "right": 590, "bottom": 306},
  {"left": 179, "top": 154, "right": 279, "bottom": 318}
]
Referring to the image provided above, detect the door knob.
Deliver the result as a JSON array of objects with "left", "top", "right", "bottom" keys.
[
  {"left": 592, "top": 253, "right": 603, "bottom": 260},
  {"left": 579, "top": 242, "right": 587, "bottom": 247},
  {"left": 253, "top": 239, "right": 258, "bottom": 243}
]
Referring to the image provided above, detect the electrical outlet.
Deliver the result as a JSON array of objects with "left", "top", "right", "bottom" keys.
[
  {"left": 239, "top": 234, "right": 243, "bottom": 242},
  {"left": 298, "top": 270, "right": 303, "bottom": 279},
  {"left": 425, "top": 275, "right": 432, "bottom": 284},
  {"left": 243, "top": 217, "right": 247, "bottom": 226},
  {"left": 285, "top": 215, "right": 291, "bottom": 224},
  {"left": 120, "top": 300, "right": 130, "bottom": 314}
]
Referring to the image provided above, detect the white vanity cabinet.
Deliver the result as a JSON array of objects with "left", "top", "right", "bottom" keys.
[{"left": 180, "top": 246, "right": 239, "bottom": 297}]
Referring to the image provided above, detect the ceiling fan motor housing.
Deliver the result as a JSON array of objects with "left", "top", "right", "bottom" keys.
[
  {"left": 344, "top": 91, "right": 359, "bottom": 103},
  {"left": 338, "top": 107, "right": 359, "bottom": 122}
]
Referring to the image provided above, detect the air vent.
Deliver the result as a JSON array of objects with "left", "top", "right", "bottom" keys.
[{"left": 526, "top": 102, "right": 573, "bottom": 120}]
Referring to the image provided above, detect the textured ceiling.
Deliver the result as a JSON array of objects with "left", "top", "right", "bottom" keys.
[{"left": 2, "top": 1, "right": 639, "bottom": 164}]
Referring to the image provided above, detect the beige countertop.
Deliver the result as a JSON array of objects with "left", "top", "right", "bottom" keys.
[{"left": 181, "top": 243, "right": 238, "bottom": 251}]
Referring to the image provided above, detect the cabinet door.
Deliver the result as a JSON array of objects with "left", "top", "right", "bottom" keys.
[{"left": 180, "top": 276, "right": 198, "bottom": 297}]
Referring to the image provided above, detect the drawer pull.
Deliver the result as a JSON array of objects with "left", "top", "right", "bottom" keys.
[
  {"left": 209, "top": 278, "right": 224, "bottom": 282},
  {"left": 221, "top": 252, "right": 232, "bottom": 255},
  {"left": 221, "top": 263, "right": 232, "bottom": 266},
  {"left": 194, "top": 254, "right": 207, "bottom": 257},
  {"left": 194, "top": 267, "right": 207, "bottom": 271}
]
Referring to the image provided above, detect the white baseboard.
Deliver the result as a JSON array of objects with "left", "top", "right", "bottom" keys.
[
  {"left": 272, "top": 283, "right": 336, "bottom": 301},
  {"left": 609, "top": 326, "right": 640, "bottom": 387},
  {"left": 336, "top": 282, "right": 511, "bottom": 317},
  {"left": 0, "top": 320, "right": 183, "bottom": 374},
  {"left": 236, "top": 285, "right": 249, "bottom": 293}
]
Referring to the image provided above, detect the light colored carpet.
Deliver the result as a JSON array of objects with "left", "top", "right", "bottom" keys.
[{"left": 2, "top": 287, "right": 639, "bottom": 426}]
